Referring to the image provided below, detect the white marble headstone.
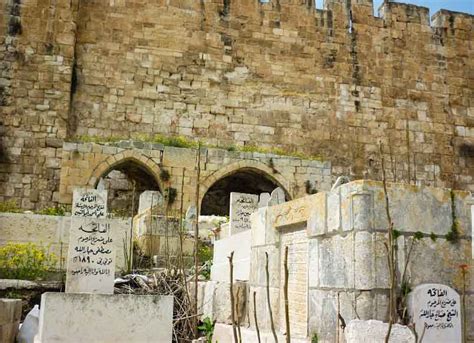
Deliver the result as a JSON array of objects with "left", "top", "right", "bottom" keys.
[
  {"left": 408, "top": 283, "right": 461, "bottom": 343},
  {"left": 138, "top": 190, "right": 163, "bottom": 214},
  {"left": 229, "top": 192, "right": 258, "bottom": 235},
  {"left": 258, "top": 193, "right": 271, "bottom": 208},
  {"left": 269, "top": 187, "right": 285, "bottom": 206},
  {"left": 65, "top": 217, "right": 116, "bottom": 294},
  {"left": 72, "top": 188, "right": 107, "bottom": 218}
]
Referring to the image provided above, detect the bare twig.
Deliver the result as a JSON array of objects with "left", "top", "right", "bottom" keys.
[
  {"left": 380, "top": 143, "right": 396, "bottom": 343},
  {"left": 229, "top": 251, "right": 238, "bottom": 343},
  {"left": 265, "top": 252, "right": 278, "bottom": 343},
  {"left": 193, "top": 143, "right": 202, "bottom": 338},
  {"left": 283, "top": 246, "right": 290, "bottom": 343},
  {"left": 253, "top": 291, "right": 262, "bottom": 343},
  {"left": 236, "top": 286, "right": 242, "bottom": 343}
]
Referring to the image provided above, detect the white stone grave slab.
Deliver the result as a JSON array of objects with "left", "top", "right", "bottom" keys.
[
  {"left": 138, "top": 190, "right": 163, "bottom": 214},
  {"left": 408, "top": 284, "right": 461, "bottom": 343},
  {"left": 258, "top": 192, "right": 271, "bottom": 208},
  {"left": 72, "top": 188, "right": 107, "bottom": 218},
  {"left": 269, "top": 187, "right": 285, "bottom": 206},
  {"left": 229, "top": 192, "right": 258, "bottom": 235},
  {"left": 65, "top": 217, "right": 116, "bottom": 294},
  {"left": 37, "top": 293, "right": 173, "bottom": 343}
]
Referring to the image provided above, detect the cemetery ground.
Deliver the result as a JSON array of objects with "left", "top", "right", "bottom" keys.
[{"left": 0, "top": 177, "right": 472, "bottom": 343}]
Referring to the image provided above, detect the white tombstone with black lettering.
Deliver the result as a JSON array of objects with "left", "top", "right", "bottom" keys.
[
  {"left": 65, "top": 218, "right": 116, "bottom": 294},
  {"left": 408, "top": 283, "right": 462, "bottom": 343},
  {"left": 72, "top": 188, "right": 107, "bottom": 218},
  {"left": 66, "top": 188, "right": 114, "bottom": 294},
  {"left": 229, "top": 192, "right": 258, "bottom": 235}
]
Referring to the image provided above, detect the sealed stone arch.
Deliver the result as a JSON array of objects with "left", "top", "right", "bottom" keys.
[{"left": 200, "top": 160, "right": 291, "bottom": 216}]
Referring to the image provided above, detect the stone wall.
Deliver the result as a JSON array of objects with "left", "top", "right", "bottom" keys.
[
  {"left": 243, "top": 180, "right": 473, "bottom": 341},
  {"left": 58, "top": 141, "right": 331, "bottom": 210},
  {"left": 0, "top": 0, "right": 473, "bottom": 210},
  {"left": 0, "top": 213, "right": 131, "bottom": 271}
]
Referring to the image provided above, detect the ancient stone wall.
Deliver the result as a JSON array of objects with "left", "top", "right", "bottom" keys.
[{"left": 0, "top": 0, "right": 473, "bottom": 209}]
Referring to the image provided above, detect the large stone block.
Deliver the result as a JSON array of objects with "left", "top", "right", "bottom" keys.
[
  {"left": 250, "top": 245, "right": 280, "bottom": 288},
  {"left": 37, "top": 293, "right": 173, "bottom": 342},
  {"left": 211, "top": 230, "right": 251, "bottom": 282},
  {"left": 0, "top": 299, "right": 21, "bottom": 343},
  {"left": 318, "top": 234, "right": 354, "bottom": 288},
  {"left": 345, "top": 320, "right": 415, "bottom": 343}
]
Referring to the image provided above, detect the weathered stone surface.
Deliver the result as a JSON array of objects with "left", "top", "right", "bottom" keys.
[
  {"left": 318, "top": 234, "right": 354, "bottom": 288},
  {"left": 72, "top": 188, "right": 107, "bottom": 218},
  {"left": 65, "top": 217, "right": 117, "bottom": 294},
  {"left": 407, "top": 284, "right": 462, "bottom": 343},
  {"left": 0, "top": 213, "right": 130, "bottom": 270},
  {"left": 345, "top": 320, "right": 415, "bottom": 343},
  {"left": 37, "top": 293, "right": 173, "bottom": 342},
  {"left": 138, "top": 190, "right": 163, "bottom": 214},
  {"left": 0, "top": 298, "right": 22, "bottom": 343},
  {"left": 229, "top": 192, "right": 259, "bottom": 235},
  {"left": 211, "top": 230, "right": 251, "bottom": 282},
  {"left": 269, "top": 188, "right": 286, "bottom": 206}
]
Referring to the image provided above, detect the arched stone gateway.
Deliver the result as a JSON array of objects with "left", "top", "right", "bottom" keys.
[
  {"left": 200, "top": 160, "right": 291, "bottom": 216},
  {"left": 87, "top": 151, "right": 162, "bottom": 216}
]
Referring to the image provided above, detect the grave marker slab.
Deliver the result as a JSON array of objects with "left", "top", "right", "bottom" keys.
[
  {"left": 408, "top": 283, "right": 461, "bottom": 343},
  {"left": 72, "top": 188, "right": 107, "bottom": 218},
  {"left": 269, "top": 187, "right": 285, "bottom": 206},
  {"left": 138, "top": 190, "right": 163, "bottom": 214},
  {"left": 65, "top": 217, "right": 116, "bottom": 294},
  {"left": 258, "top": 193, "right": 271, "bottom": 208},
  {"left": 229, "top": 192, "right": 258, "bottom": 235}
]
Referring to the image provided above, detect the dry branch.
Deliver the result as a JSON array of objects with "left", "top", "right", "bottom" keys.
[{"left": 265, "top": 252, "right": 278, "bottom": 343}]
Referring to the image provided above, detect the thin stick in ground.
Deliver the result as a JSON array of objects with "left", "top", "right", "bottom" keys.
[
  {"left": 228, "top": 251, "right": 238, "bottom": 343},
  {"left": 253, "top": 291, "right": 262, "bottom": 343},
  {"left": 265, "top": 251, "right": 278, "bottom": 343},
  {"left": 283, "top": 246, "right": 290, "bottom": 343},
  {"left": 193, "top": 143, "right": 201, "bottom": 338},
  {"left": 380, "top": 143, "right": 397, "bottom": 343}
]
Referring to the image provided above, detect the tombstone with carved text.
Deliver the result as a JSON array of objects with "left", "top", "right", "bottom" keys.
[
  {"left": 229, "top": 192, "right": 258, "bottom": 235},
  {"left": 65, "top": 217, "right": 116, "bottom": 294},
  {"left": 72, "top": 188, "right": 108, "bottom": 218},
  {"left": 408, "top": 283, "right": 461, "bottom": 343}
]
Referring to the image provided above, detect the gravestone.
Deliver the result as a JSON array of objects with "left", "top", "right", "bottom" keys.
[
  {"left": 408, "top": 284, "right": 461, "bottom": 343},
  {"left": 185, "top": 205, "right": 197, "bottom": 231},
  {"left": 269, "top": 187, "right": 285, "bottom": 206},
  {"left": 258, "top": 192, "right": 271, "bottom": 208},
  {"left": 72, "top": 188, "right": 107, "bottom": 218},
  {"left": 229, "top": 192, "right": 258, "bottom": 235},
  {"left": 138, "top": 190, "right": 163, "bottom": 214},
  {"left": 65, "top": 217, "right": 116, "bottom": 294}
]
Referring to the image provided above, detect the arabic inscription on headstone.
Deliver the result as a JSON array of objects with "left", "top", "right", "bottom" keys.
[
  {"left": 408, "top": 283, "right": 461, "bottom": 343},
  {"left": 65, "top": 217, "right": 116, "bottom": 294},
  {"left": 72, "top": 188, "right": 107, "bottom": 218},
  {"left": 229, "top": 192, "right": 258, "bottom": 235}
]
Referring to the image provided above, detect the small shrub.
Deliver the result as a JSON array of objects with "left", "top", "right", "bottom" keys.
[
  {"left": 0, "top": 200, "right": 22, "bottom": 213},
  {"left": 311, "top": 333, "right": 319, "bottom": 343},
  {"left": 430, "top": 232, "right": 437, "bottom": 242},
  {"left": 164, "top": 187, "right": 177, "bottom": 205},
  {"left": 0, "top": 243, "right": 57, "bottom": 280},
  {"left": 36, "top": 205, "right": 66, "bottom": 216},
  {"left": 413, "top": 231, "right": 423, "bottom": 240},
  {"left": 160, "top": 169, "right": 171, "bottom": 182},
  {"left": 153, "top": 134, "right": 198, "bottom": 149},
  {"left": 198, "top": 317, "right": 215, "bottom": 342}
]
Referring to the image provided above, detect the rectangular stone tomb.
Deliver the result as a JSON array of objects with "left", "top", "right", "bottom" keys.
[
  {"left": 65, "top": 217, "right": 116, "bottom": 294},
  {"left": 72, "top": 188, "right": 107, "bottom": 218},
  {"left": 229, "top": 192, "right": 258, "bottom": 235},
  {"left": 408, "top": 283, "right": 461, "bottom": 343},
  {"left": 37, "top": 293, "right": 173, "bottom": 343}
]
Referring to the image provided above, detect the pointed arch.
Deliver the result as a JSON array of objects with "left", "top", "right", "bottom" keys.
[
  {"left": 199, "top": 160, "right": 292, "bottom": 215},
  {"left": 87, "top": 150, "right": 162, "bottom": 192}
]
